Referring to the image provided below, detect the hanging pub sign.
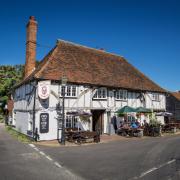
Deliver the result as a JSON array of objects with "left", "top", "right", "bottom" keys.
[
  {"left": 38, "top": 81, "right": 51, "bottom": 99},
  {"left": 40, "top": 113, "right": 49, "bottom": 133}
]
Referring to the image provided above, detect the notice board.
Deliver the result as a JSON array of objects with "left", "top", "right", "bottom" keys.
[{"left": 40, "top": 113, "right": 49, "bottom": 133}]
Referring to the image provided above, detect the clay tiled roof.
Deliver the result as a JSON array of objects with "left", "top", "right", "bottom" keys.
[
  {"left": 171, "top": 92, "right": 180, "bottom": 101},
  {"left": 18, "top": 40, "right": 166, "bottom": 93}
]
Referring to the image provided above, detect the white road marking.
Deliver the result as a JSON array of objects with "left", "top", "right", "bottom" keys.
[
  {"left": 54, "top": 162, "right": 62, "bottom": 168},
  {"left": 39, "top": 151, "right": 46, "bottom": 156},
  {"left": 139, "top": 167, "right": 158, "bottom": 178},
  {"left": 167, "top": 159, "right": 176, "bottom": 164},
  {"left": 130, "top": 159, "right": 176, "bottom": 179},
  {"left": 46, "top": 155, "right": 53, "bottom": 161},
  {"left": 33, "top": 147, "right": 39, "bottom": 151},
  {"left": 29, "top": 144, "right": 35, "bottom": 148},
  {"left": 28, "top": 143, "right": 63, "bottom": 168}
]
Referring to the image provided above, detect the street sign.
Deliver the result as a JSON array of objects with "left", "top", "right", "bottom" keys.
[{"left": 40, "top": 113, "right": 49, "bottom": 133}]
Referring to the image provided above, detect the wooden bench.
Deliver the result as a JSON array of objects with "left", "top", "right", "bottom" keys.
[
  {"left": 66, "top": 131, "right": 100, "bottom": 144},
  {"left": 118, "top": 128, "right": 143, "bottom": 137}
]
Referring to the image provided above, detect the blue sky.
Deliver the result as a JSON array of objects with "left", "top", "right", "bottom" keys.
[{"left": 0, "top": 0, "right": 179, "bottom": 91}]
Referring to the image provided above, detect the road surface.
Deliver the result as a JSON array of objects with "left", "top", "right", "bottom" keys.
[
  {"left": 37, "top": 134, "right": 180, "bottom": 180},
  {"left": 1, "top": 123, "right": 180, "bottom": 180},
  {"left": 0, "top": 123, "right": 82, "bottom": 180}
]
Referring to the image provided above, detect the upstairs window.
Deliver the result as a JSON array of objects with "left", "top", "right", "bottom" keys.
[
  {"left": 61, "top": 85, "right": 77, "bottom": 97},
  {"left": 115, "top": 90, "right": 127, "bottom": 100},
  {"left": 152, "top": 93, "right": 160, "bottom": 101},
  {"left": 93, "top": 88, "right": 107, "bottom": 99}
]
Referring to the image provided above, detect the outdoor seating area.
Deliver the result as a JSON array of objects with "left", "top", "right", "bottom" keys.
[
  {"left": 65, "top": 128, "right": 100, "bottom": 144},
  {"left": 115, "top": 106, "right": 178, "bottom": 138},
  {"left": 162, "top": 123, "right": 180, "bottom": 133},
  {"left": 63, "top": 106, "right": 179, "bottom": 145},
  {"left": 117, "top": 126, "right": 143, "bottom": 137}
]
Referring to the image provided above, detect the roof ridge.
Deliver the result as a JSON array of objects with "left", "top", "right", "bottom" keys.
[{"left": 57, "top": 39, "right": 125, "bottom": 59}]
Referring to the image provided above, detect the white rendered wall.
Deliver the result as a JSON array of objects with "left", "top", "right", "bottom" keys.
[
  {"left": 13, "top": 81, "right": 166, "bottom": 140},
  {"left": 14, "top": 111, "right": 29, "bottom": 134}
]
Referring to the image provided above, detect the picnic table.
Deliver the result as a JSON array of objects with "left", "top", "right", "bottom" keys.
[
  {"left": 118, "top": 127, "right": 143, "bottom": 137},
  {"left": 162, "top": 123, "right": 179, "bottom": 133},
  {"left": 143, "top": 125, "right": 161, "bottom": 137},
  {"left": 65, "top": 130, "right": 100, "bottom": 144}
]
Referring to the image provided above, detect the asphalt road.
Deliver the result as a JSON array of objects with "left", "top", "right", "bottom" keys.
[
  {"left": 1, "top": 122, "right": 180, "bottom": 180},
  {"left": 0, "top": 123, "right": 82, "bottom": 180},
  {"left": 37, "top": 135, "right": 180, "bottom": 180}
]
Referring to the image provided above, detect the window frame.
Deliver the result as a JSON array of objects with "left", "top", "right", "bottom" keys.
[
  {"left": 93, "top": 88, "right": 107, "bottom": 100},
  {"left": 115, "top": 89, "right": 127, "bottom": 101},
  {"left": 60, "top": 85, "right": 77, "bottom": 98},
  {"left": 65, "top": 115, "right": 78, "bottom": 128},
  {"left": 152, "top": 93, "right": 160, "bottom": 101}
]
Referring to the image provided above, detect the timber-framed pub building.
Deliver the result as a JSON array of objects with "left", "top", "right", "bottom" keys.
[{"left": 11, "top": 16, "right": 166, "bottom": 140}]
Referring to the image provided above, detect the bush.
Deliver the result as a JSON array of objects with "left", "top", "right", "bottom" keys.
[{"left": 149, "top": 113, "right": 161, "bottom": 126}]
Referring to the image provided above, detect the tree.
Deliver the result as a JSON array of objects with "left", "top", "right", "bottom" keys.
[{"left": 0, "top": 65, "right": 24, "bottom": 114}]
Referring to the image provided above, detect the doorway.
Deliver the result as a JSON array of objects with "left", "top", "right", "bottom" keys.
[{"left": 91, "top": 110, "right": 105, "bottom": 134}]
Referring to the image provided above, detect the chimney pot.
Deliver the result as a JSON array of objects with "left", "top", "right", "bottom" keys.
[{"left": 29, "top": 16, "right": 35, "bottom": 20}]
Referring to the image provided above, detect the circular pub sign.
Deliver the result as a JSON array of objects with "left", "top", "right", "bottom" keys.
[{"left": 38, "top": 81, "right": 51, "bottom": 99}]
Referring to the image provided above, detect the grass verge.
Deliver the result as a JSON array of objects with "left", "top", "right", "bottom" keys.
[
  {"left": 0, "top": 115, "right": 4, "bottom": 123},
  {"left": 5, "top": 125, "right": 33, "bottom": 143}
]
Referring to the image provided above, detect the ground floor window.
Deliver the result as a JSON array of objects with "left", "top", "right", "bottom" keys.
[
  {"left": 65, "top": 115, "right": 78, "bottom": 128},
  {"left": 28, "top": 114, "right": 33, "bottom": 131},
  {"left": 28, "top": 120, "right": 33, "bottom": 131}
]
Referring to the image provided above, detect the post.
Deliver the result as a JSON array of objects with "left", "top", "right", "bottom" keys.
[
  {"left": 60, "top": 76, "right": 67, "bottom": 145},
  {"left": 61, "top": 86, "right": 65, "bottom": 145}
]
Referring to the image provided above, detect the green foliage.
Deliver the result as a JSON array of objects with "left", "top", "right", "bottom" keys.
[
  {"left": 149, "top": 113, "right": 161, "bottom": 126},
  {"left": 0, "top": 65, "right": 24, "bottom": 114},
  {"left": 0, "top": 114, "right": 4, "bottom": 123},
  {"left": 5, "top": 125, "right": 32, "bottom": 143}
]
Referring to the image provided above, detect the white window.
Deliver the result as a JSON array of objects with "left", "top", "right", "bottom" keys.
[
  {"left": 93, "top": 88, "right": 107, "bottom": 99},
  {"left": 72, "top": 86, "right": 76, "bottom": 96},
  {"left": 28, "top": 121, "right": 33, "bottom": 131},
  {"left": 28, "top": 114, "right": 33, "bottom": 131},
  {"left": 65, "top": 115, "right": 78, "bottom": 128},
  {"left": 115, "top": 90, "right": 127, "bottom": 100},
  {"left": 61, "top": 85, "right": 77, "bottom": 97},
  {"left": 28, "top": 120, "right": 33, "bottom": 131},
  {"left": 152, "top": 93, "right": 160, "bottom": 101},
  {"left": 66, "top": 86, "right": 71, "bottom": 96}
]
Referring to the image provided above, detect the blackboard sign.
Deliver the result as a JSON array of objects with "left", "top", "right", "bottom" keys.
[{"left": 40, "top": 113, "right": 49, "bottom": 133}]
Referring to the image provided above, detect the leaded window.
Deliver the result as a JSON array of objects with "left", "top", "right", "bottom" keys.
[
  {"left": 115, "top": 90, "right": 127, "bottom": 100},
  {"left": 152, "top": 93, "right": 160, "bottom": 101},
  {"left": 61, "top": 85, "right": 77, "bottom": 97},
  {"left": 93, "top": 88, "right": 107, "bottom": 99},
  {"left": 65, "top": 115, "right": 78, "bottom": 128}
]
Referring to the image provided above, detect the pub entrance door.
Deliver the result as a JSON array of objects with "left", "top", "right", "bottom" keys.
[{"left": 91, "top": 110, "right": 105, "bottom": 134}]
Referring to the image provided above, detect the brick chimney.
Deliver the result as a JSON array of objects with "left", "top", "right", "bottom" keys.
[{"left": 24, "top": 16, "right": 37, "bottom": 78}]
